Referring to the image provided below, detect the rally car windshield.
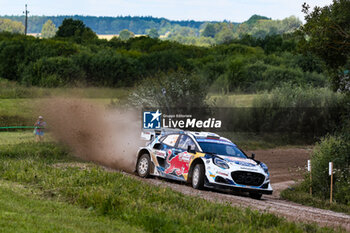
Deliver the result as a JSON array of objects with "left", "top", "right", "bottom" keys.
[{"left": 198, "top": 142, "right": 247, "bottom": 158}]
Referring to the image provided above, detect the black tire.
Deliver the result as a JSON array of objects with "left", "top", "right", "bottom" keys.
[
  {"left": 249, "top": 192, "right": 262, "bottom": 200},
  {"left": 136, "top": 154, "right": 151, "bottom": 178},
  {"left": 192, "top": 163, "right": 205, "bottom": 189}
]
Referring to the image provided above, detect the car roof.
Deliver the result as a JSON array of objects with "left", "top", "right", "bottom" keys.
[
  {"left": 146, "top": 128, "right": 236, "bottom": 146},
  {"left": 187, "top": 131, "right": 236, "bottom": 146}
]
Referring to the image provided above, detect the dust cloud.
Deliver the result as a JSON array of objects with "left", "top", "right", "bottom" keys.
[{"left": 42, "top": 98, "right": 143, "bottom": 172}]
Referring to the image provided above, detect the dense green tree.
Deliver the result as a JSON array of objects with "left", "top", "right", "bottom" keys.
[
  {"left": 119, "top": 29, "right": 135, "bottom": 41},
  {"left": 56, "top": 18, "right": 97, "bottom": 42},
  {"left": 168, "top": 26, "right": 198, "bottom": 38},
  {"left": 299, "top": 0, "right": 350, "bottom": 91},
  {"left": 0, "top": 18, "right": 24, "bottom": 33},
  {"left": 148, "top": 28, "right": 159, "bottom": 39},
  {"left": 41, "top": 20, "right": 57, "bottom": 38},
  {"left": 215, "top": 27, "right": 235, "bottom": 44},
  {"left": 244, "top": 14, "right": 270, "bottom": 26},
  {"left": 0, "top": 31, "right": 330, "bottom": 90},
  {"left": 202, "top": 24, "right": 216, "bottom": 38}
]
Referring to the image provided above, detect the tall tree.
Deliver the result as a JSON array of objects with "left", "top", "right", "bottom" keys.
[
  {"left": 202, "top": 23, "right": 216, "bottom": 38},
  {"left": 41, "top": 20, "right": 57, "bottom": 38},
  {"left": 148, "top": 28, "right": 159, "bottom": 39},
  {"left": 119, "top": 29, "right": 134, "bottom": 41},
  {"left": 299, "top": 0, "right": 350, "bottom": 91},
  {"left": 56, "top": 18, "right": 97, "bottom": 42},
  {"left": 0, "top": 18, "right": 24, "bottom": 33},
  {"left": 215, "top": 27, "right": 235, "bottom": 44}
]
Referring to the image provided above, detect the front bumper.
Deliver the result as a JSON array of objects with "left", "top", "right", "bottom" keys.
[
  {"left": 204, "top": 160, "right": 273, "bottom": 194},
  {"left": 204, "top": 179, "right": 273, "bottom": 194}
]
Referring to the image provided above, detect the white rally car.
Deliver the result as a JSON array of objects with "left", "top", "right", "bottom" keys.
[{"left": 136, "top": 129, "right": 272, "bottom": 199}]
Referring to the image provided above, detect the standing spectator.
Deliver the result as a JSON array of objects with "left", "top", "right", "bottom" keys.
[{"left": 34, "top": 116, "right": 46, "bottom": 142}]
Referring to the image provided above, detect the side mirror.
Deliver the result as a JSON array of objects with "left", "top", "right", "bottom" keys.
[
  {"left": 187, "top": 145, "right": 196, "bottom": 154},
  {"left": 251, "top": 153, "right": 255, "bottom": 160},
  {"left": 153, "top": 143, "right": 162, "bottom": 150}
]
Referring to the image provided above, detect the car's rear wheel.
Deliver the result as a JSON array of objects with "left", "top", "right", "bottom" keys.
[
  {"left": 249, "top": 192, "right": 262, "bottom": 200},
  {"left": 137, "top": 154, "right": 151, "bottom": 178},
  {"left": 192, "top": 164, "right": 204, "bottom": 189}
]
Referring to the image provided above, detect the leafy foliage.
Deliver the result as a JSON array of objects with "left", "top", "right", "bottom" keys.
[
  {"left": 147, "top": 28, "right": 159, "bottom": 39},
  {"left": 0, "top": 18, "right": 24, "bottom": 33},
  {"left": 56, "top": 18, "right": 97, "bottom": 42},
  {"left": 299, "top": 0, "right": 350, "bottom": 91},
  {"left": 119, "top": 29, "right": 135, "bottom": 41},
  {"left": 0, "top": 30, "right": 329, "bottom": 90},
  {"left": 41, "top": 20, "right": 57, "bottom": 38},
  {"left": 1, "top": 15, "right": 207, "bottom": 34},
  {"left": 129, "top": 72, "right": 208, "bottom": 109}
]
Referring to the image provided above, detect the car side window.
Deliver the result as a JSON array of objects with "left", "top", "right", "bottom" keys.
[
  {"left": 162, "top": 134, "right": 179, "bottom": 147},
  {"left": 177, "top": 135, "right": 196, "bottom": 150}
]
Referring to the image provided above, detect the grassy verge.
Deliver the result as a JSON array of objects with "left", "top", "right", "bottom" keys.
[
  {"left": 0, "top": 131, "right": 38, "bottom": 145},
  {"left": 281, "top": 184, "right": 350, "bottom": 215},
  {"left": 0, "top": 180, "right": 144, "bottom": 233},
  {"left": 207, "top": 93, "right": 260, "bottom": 107},
  {"left": 0, "top": 141, "right": 339, "bottom": 232},
  {"left": 0, "top": 79, "right": 131, "bottom": 99}
]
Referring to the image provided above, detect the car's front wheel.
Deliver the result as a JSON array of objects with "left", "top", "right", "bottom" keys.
[
  {"left": 137, "top": 154, "right": 151, "bottom": 178},
  {"left": 192, "top": 164, "right": 205, "bottom": 189}
]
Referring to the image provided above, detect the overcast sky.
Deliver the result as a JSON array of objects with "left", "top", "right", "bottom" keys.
[{"left": 0, "top": 0, "right": 333, "bottom": 22}]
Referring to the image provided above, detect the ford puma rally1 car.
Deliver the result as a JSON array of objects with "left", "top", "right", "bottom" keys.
[{"left": 136, "top": 129, "right": 272, "bottom": 199}]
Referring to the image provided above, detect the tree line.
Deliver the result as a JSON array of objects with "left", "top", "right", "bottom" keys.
[
  {"left": 0, "top": 17, "right": 329, "bottom": 91},
  {"left": 0, "top": 15, "right": 209, "bottom": 34},
  {"left": 0, "top": 14, "right": 302, "bottom": 46}
]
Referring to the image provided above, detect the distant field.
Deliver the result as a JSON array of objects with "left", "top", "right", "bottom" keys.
[
  {"left": 97, "top": 34, "right": 146, "bottom": 40},
  {"left": 0, "top": 91, "right": 259, "bottom": 119}
]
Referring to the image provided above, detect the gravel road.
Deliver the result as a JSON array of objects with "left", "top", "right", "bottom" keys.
[{"left": 132, "top": 148, "right": 350, "bottom": 231}]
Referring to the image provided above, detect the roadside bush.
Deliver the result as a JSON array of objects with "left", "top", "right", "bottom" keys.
[
  {"left": 23, "top": 56, "right": 85, "bottom": 87},
  {"left": 214, "top": 85, "right": 345, "bottom": 142},
  {"left": 0, "top": 39, "right": 25, "bottom": 81},
  {"left": 310, "top": 133, "right": 350, "bottom": 205},
  {"left": 139, "top": 50, "right": 194, "bottom": 75},
  {"left": 282, "top": 131, "right": 350, "bottom": 208},
  {"left": 72, "top": 50, "right": 141, "bottom": 87},
  {"left": 250, "top": 84, "right": 345, "bottom": 138},
  {"left": 129, "top": 71, "right": 208, "bottom": 110},
  {"left": 0, "top": 32, "right": 330, "bottom": 90}
]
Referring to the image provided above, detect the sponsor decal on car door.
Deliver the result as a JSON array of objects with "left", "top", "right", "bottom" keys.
[{"left": 164, "top": 151, "right": 192, "bottom": 176}]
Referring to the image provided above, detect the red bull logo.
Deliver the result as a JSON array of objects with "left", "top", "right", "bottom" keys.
[{"left": 164, "top": 151, "right": 192, "bottom": 176}]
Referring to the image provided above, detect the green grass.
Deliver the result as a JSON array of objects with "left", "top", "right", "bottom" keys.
[
  {"left": 0, "top": 141, "right": 340, "bottom": 232},
  {"left": 207, "top": 93, "right": 261, "bottom": 107},
  {"left": 0, "top": 99, "right": 35, "bottom": 117},
  {"left": 0, "top": 180, "right": 145, "bottom": 233},
  {"left": 0, "top": 79, "right": 132, "bottom": 99},
  {"left": 281, "top": 184, "right": 350, "bottom": 215},
  {"left": 0, "top": 131, "right": 37, "bottom": 145}
]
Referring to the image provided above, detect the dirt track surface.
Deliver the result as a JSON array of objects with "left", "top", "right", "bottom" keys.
[{"left": 131, "top": 148, "right": 350, "bottom": 231}]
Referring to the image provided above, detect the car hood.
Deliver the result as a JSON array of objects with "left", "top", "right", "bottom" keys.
[{"left": 218, "top": 155, "right": 258, "bottom": 167}]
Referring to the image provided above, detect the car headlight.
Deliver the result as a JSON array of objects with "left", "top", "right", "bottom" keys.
[
  {"left": 213, "top": 157, "right": 229, "bottom": 169},
  {"left": 260, "top": 162, "right": 269, "bottom": 175}
]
